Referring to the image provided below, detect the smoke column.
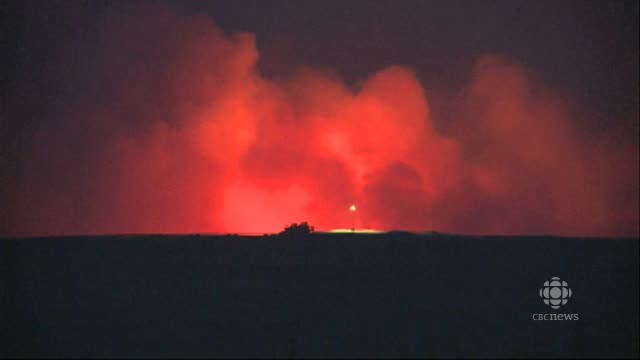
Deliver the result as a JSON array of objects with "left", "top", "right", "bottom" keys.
[{"left": 5, "top": 5, "right": 638, "bottom": 237}]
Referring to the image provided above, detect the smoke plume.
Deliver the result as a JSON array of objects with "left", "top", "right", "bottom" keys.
[{"left": 6, "top": 5, "right": 638, "bottom": 236}]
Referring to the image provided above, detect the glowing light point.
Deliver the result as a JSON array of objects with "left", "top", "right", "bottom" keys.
[{"left": 348, "top": 204, "right": 357, "bottom": 232}]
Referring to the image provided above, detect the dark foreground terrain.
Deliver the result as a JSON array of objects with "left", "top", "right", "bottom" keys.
[{"left": 1, "top": 232, "right": 638, "bottom": 358}]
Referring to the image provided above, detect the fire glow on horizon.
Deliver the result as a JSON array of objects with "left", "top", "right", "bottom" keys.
[{"left": 10, "top": 5, "right": 639, "bottom": 237}]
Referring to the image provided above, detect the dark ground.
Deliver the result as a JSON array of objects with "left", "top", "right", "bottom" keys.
[{"left": 1, "top": 232, "right": 638, "bottom": 358}]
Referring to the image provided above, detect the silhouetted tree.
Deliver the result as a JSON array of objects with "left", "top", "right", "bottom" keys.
[{"left": 280, "top": 222, "right": 314, "bottom": 237}]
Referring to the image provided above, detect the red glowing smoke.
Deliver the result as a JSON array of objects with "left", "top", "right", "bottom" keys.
[{"left": 7, "top": 6, "right": 638, "bottom": 236}]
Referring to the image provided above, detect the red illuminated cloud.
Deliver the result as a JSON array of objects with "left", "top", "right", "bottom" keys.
[{"left": 10, "top": 5, "right": 638, "bottom": 237}]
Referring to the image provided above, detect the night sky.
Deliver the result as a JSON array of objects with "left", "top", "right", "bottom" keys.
[{"left": 2, "top": 0, "right": 638, "bottom": 236}]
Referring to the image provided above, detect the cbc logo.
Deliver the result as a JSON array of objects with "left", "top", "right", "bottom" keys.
[{"left": 539, "top": 277, "right": 572, "bottom": 309}]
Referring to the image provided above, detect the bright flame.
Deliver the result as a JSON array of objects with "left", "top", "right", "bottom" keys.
[
  {"left": 327, "top": 228, "right": 384, "bottom": 234},
  {"left": 349, "top": 204, "right": 357, "bottom": 212}
]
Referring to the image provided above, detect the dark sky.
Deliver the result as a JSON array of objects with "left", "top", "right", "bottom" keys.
[
  {"left": 3, "top": 0, "right": 638, "bottom": 128},
  {"left": 1, "top": 0, "right": 638, "bottom": 236}
]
